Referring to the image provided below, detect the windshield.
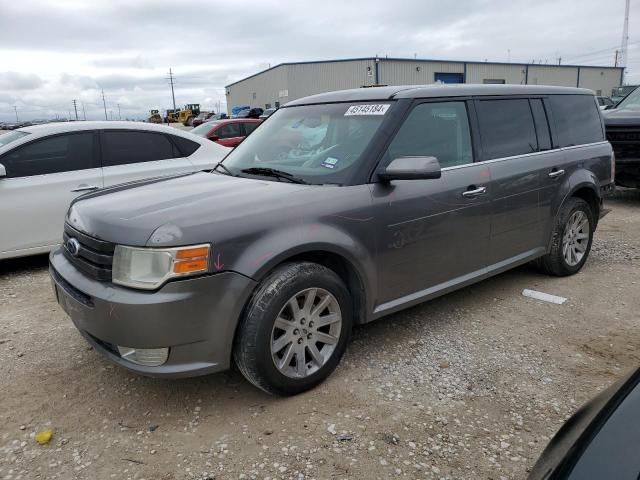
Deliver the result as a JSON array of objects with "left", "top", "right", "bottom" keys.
[
  {"left": 221, "top": 102, "right": 392, "bottom": 185},
  {"left": 190, "top": 121, "right": 219, "bottom": 137},
  {"left": 0, "top": 130, "right": 29, "bottom": 148},
  {"left": 616, "top": 87, "right": 640, "bottom": 111}
]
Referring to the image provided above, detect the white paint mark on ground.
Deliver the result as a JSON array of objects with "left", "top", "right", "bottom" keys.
[{"left": 522, "top": 289, "right": 567, "bottom": 305}]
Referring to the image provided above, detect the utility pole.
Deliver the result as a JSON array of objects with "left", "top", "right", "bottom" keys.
[
  {"left": 101, "top": 89, "right": 108, "bottom": 120},
  {"left": 167, "top": 68, "right": 177, "bottom": 112},
  {"left": 620, "top": 0, "right": 630, "bottom": 83},
  {"left": 81, "top": 102, "right": 87, "bottom": 120},
  {"left": 72, "top": 99, "right": 79, "bottom": 121},
  {"left": 557, "top": 57, "right": 562, "bottom": 65},
  {"left": 13, "top": 105, "right": 18, "bottom": 122},
  {"left": 117, "top": 103, "right": 121, "bottom": 120},
  {"left": 615, "top": 49, "right": 619, "bottom": 67}
]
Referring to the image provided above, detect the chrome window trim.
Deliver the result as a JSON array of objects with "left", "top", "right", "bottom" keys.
[{"left": 440, "top": 141, "right": 609, "bottom": 172}]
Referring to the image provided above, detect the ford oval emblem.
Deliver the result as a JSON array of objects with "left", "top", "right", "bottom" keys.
[{"left": 66, "top": 237, "right": 81, "bottom": 256}]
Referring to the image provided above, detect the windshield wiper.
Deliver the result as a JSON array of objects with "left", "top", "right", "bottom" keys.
[
  {"left": 241, "top": 167, "right": 309, "bottom": 184},
  {"left": 213, "top": 161, "right": 234, "bottom": 176}
]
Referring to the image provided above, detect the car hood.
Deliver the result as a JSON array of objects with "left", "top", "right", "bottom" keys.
[
  {"left": 67, "top": 172, "right": 312, "bottom": 246},
  {"left": 604, "top": 108, "right": 640, "bottom": 126}
]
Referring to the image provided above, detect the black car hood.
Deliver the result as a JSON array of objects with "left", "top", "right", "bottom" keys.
[
  {"left": 603, "top": 108, "right": 640, "bottom": 126},
  {"left": 67, "top": 172, "right": 311, "bottom": 246}
]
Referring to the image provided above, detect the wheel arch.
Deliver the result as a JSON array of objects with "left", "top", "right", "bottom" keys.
[
  {"left": 229, "top": 247, "right": 370, "bottom": 375},
  {"left": 547, "top": 181, "right": 601, "bottom": 252}
]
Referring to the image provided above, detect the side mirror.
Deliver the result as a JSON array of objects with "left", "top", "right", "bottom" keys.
[
  {"left": 0, "top": 163, "right": 6, "bottom": 178},
  {"left": 378, "top": 156, "right": 442, "bottom": 181},
  {"left": 209, "top": 135, "right": 219, "bottom": 141}
]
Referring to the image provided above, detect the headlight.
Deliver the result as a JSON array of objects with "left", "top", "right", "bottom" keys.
[{"left": 112, "top": 244, "right": 210, "bottom": 290}]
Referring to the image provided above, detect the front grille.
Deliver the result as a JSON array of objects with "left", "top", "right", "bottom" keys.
[
  {"left": 606, "top": 127, "right": 640, "bottom": 161},
  {"left": 63, "top": 223, "right": 115, "bottom": 281}
]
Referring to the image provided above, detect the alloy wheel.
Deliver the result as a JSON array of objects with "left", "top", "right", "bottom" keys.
[
  {"left": 270, "top": 288, "right": 342, "bottom": 378},
  {"left": 562, "top": 210, "right": 590, "bottom": 267}
]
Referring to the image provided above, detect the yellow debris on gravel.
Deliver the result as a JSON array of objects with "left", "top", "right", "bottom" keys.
[{"left": 35, "top": 429, "right": 54, "bottom": 445}]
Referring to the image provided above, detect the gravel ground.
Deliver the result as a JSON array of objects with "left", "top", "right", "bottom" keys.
[{"left": 1, "top": 190, "right": 639, "bottom": 480}]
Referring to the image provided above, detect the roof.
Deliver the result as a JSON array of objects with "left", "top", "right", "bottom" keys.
[
  {"left": 225, "top": 56, "right": 623, "bottom": 88},
  {"left": 17, "top": 120, "right": 180, "bottom": 135},
  {"left": 284, "top": 84, "right": 594, "bottom": 106}
]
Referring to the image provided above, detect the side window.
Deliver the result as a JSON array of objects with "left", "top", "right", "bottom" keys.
[
  {"left": 169, "top": 135, "right": 200, "bottom": 156},
  {"left": 548, "top": 95, "right": 604, "bottom": 147},
  {"left": 243, "top": 122, "right": 259, "bottom": 135},
  {"left": 102, "top": 131, "right": 176, "bottom": 167},
  {"left": 216, "top": 123, "right": 242, "bottom": 139},
  {"left": 530, "top": 99, "right": 552, "bottom": 151},
  {"left": 476, "top": 99, "right": 538, "bottom": 160},
  {"left": 385, "top": 101, "right": 473, "bottom": 168},
  {"left": 0, "top": 132, "right": 95, "bottom": 178}
]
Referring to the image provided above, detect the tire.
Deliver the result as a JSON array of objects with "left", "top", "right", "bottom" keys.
[
  {"left": 234, "top": 262, "right": 352, "bottom": 396},
  {"left": 538, "top": 197, "right": 595, "bottom": 276}
]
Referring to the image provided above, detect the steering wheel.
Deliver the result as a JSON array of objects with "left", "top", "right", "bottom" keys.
[{"left": 301, "top": 144, "right": 342, "bottom": 168}]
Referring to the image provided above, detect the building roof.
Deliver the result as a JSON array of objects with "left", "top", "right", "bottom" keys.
[
  {"left": 284, "top": 84, "right": 594, "bottom": 106},
  {"left": 225, "top": 56, "right": 622, "bottom": 89}
]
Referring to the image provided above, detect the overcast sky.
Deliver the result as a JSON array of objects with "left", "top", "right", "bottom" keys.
[{"left": 1, "top": 0, "right": 638, "bottom": 121}]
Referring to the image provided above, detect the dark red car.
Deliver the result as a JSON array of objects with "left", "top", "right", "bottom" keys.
[{"left": 190, "top": 118, "right": 261, "bottom": 147}]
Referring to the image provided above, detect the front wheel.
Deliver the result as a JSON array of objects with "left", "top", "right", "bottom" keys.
[
  {"left": 538, "top": 197, "right": 594, "bottom": 276},
  {"left": 234, "top": 262, "right": 352, "bottom": 395}
]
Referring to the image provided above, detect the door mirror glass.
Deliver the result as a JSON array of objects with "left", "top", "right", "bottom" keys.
[
  {"left": 379, "top": 156, "right": 442, "bottom": 181},
  {"left": 0, "top": 163, "right": 6, "bottom": 178}
]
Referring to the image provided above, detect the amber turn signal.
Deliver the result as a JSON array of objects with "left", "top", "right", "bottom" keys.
[
  {"left": 173, "top": 258, "right": 208, "bottom": 274},
  {"left": 176, "top": 246, "right": 210, "bottom": 260}
]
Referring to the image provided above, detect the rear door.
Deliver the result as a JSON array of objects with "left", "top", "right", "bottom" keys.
[
  {"left": 100, "top": 130, "right": 194, "bottom": 187},
  {"left": 0, "top": 131, "right": 102, "bottom": 255},
  {"left": 372, "top": 100, "right": 492, "bottom": 308},
  {"left": 214, "top": 122, "right": 244, "bottom": 147},
  {"left": 475, "top": 97, "right": 549, "bottom": 264}
]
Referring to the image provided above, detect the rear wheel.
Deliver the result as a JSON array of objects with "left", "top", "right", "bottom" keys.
[
  {"left": 234, "top": 262, "right": 352, "bottom": 396},
  {"left": 538, "top": 197, "right": 594, "bottom": 276}
]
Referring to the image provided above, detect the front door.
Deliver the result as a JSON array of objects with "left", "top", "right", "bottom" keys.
[
  {"left": 0, "top": 131, "right": 103, "bottom": 256},
  {"left": 372, "top": 100, "right": 492, "bottom": 311}
]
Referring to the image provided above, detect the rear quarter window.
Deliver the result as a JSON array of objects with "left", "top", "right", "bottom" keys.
[
  {"left": 170, "top": 135, "right": 201, "bottom": 156},
  {"left": 548, "top": 95, "right": 604, "bottom": 147}
]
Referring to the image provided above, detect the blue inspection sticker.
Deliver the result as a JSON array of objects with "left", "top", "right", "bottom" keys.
[{"left": 321, "top": 156, "right": 340, "bottom": 169}]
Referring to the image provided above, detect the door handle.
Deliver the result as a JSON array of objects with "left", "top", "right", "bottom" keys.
[
  {"left": 462, "top": 186, "right": 487, "bottom": 198},
  {"left": 548, "top": 169, "right": 565, "bottom": 179},
  {"left": 71, "top": 185, "right": 99, "bottom": 192}
]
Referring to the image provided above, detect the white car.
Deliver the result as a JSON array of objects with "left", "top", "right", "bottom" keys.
[{"left": 0, "top": 121, "right": 229, "bottom": 259}]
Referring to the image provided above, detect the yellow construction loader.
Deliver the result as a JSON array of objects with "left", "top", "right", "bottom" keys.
[{"left": 177, "top": 104, "right": 201, "bottom": 126}]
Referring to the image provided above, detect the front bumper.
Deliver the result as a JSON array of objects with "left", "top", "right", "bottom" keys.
[{"left": 49, "top": 248, "right": 257, "bottom": 377}]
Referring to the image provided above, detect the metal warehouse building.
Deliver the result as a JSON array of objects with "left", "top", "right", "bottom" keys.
[{"left": 225, "top": 57, "right": 623, "bottom": 112}]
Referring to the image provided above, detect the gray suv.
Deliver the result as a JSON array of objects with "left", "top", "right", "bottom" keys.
[{"left": 50, "top": 85, "right": 614, "bottom": 395}]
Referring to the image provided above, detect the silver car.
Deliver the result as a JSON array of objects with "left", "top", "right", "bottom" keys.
[{"left": 0, "top": 121, "right": 228, "bottom": 259}]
